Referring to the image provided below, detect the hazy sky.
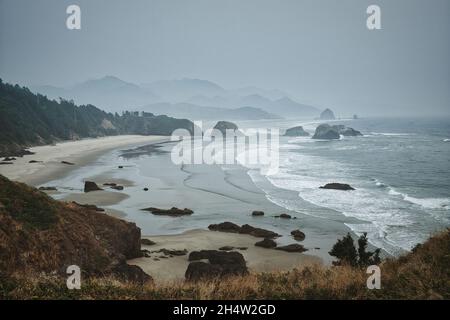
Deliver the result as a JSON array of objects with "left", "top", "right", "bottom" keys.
[{"left": 1, "top": 0, "right": 449, "bottom": 116}]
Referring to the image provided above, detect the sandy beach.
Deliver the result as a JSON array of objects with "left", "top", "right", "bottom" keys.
[
  {"left": 0, "top": 135, "right": 168, "bottom": 186},
  {"left": 129, "top": 229, "right": 322, "bottom": 284},
  {"left": 0, "top": 134, "right": 345, "bottom": 282}
]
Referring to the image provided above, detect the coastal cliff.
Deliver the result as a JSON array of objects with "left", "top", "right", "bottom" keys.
[{"left": 0, "top": 174, "right": 149, "bottom": 282}]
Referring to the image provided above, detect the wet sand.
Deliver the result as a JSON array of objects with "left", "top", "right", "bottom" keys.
[{"left": 0, "top": 135, "right": 168, "bottom": 186}]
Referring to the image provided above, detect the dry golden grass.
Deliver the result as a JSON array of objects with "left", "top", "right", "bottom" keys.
[{"left": 1, "top": 230, "right": 449, "bottom": 300}]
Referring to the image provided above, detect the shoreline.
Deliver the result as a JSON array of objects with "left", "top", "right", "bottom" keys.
[
  {"left": 0, "top": 135, "right": 169, "bottom": 186},
  {"left": 0, "top": 133, "right": 348, "bottom": 280}
]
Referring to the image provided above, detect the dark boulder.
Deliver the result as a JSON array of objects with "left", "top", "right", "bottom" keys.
[
  {"left": 103, "top": 183, "right": 117, "bottom": 187},
  {"left": 84, "top": 181, "right": 103, "bottom": 193},
  {"left": 141, "top": 207, "right": 193, "bottom": 216},
  {"left": 240, "top": 224, "right": 280, "bottom": 239},
  {"left": 252, "top": 210, "right": 264, "bottom": 217},
  {"left": 186, "top": 250, "right": 248, "bottom": 281},
  {"left": 219, "top": 246, "right": 235, "bottom": 251},
  {"left": 255, "top": 238, "right": 277, "bottom": 248},
  {"left": 284, "top": 126, "right": 310, "bottom": 137},
  {"left": 28, "top": 160, "right": 42, "bottom": 163},
  {"left": 141, "top": 239, "right": 156, "bottom": 246},
  {"left": 3, "top": 157, "right": 16, "bottom": 161},
  {"left": 185, "top": 262, "right": 223, "bottom": 281},
  {"left": 113, "top": 264, "right": 152, "bottom": 284},
  {"left": 208, "top": 221, "right": 242, "bottom": 233},
  {"left": 291, "top": 230, "right": 306, "bottom": 241},
  {"left": 275, "top": 213, "right": 292, "bottom": 219},
  {"left": 275, "top": 244, "right": 308, "bottom": 253},
  {"left": 158, "top": 248, "right": 188, "bottom": 256},
  {"left": 61, "top": 161, "right": 75, "bottom": 165},
  {"left": 143, "top": 188, "right": 149, "bottom": 191},
  {"left": 111, "top": 185, "right": 124, "bottom": 191},
  {"left": 320, "top": 183, "right": 355, "bottom": 191}
]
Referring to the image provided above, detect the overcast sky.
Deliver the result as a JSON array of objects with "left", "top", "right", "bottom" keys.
[{"left": 0, "top": 0, "right": 449, "bottom": 116}]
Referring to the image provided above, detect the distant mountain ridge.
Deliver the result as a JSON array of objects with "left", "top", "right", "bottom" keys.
[
  {"left": 0, "top": 79, "right": 194, "bottom": 156},
  {"left": 32, "top": 76, "right": 158, "bottom": 112},
  {"left": 141, "top": 103, "right": 281, "bottom": 121},
  {"left": 32, "top": 76, "right": 323, "bottom": 119}
]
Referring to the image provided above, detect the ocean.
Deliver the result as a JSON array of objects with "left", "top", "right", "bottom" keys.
[
  {"left": 45, "top": 117, "right": 450, "bottom": 258},
  {"left": 240, "top": 117, "right": 450, "bottom": 255}
]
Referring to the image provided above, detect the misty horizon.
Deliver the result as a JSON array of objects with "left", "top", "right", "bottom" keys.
[{"left": 1, "top": 0, "right": 449, "bottom": 117}]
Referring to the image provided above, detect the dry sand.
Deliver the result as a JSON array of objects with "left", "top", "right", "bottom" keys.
[
  {"left": 128, "top": 229, "right": 322, "bottom": 283},
  {"left": 0, "top": 135, "right": 168, "bottom": 186}
]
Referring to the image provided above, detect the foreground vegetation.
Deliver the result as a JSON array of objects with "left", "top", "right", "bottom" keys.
[{"left": 1, "top": 229, "right": 448, "bottom": 300}]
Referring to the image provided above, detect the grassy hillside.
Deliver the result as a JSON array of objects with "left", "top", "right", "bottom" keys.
[
  {"left": 0, "top": 79, "right": 194, "bottom": 156},
  {"left": 0, "top": 175, "right": 148, "bottom": 283}
]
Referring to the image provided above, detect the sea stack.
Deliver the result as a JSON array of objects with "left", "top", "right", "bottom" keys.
[
  {"left": 213, "top": 121, "right": 238, "bottom": 136},
  {"left": 320, "top": 108, "right": 336, "bottom": 120},
  {"left": 312, "top": 124, "right": 340, "bottom": 140},
  {"left": 283, "top": 126, "right": 310, "bottom": 137}
]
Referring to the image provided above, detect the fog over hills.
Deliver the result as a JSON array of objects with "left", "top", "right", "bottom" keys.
[{"left": 32, "top": 76, "right": 322, "bottom": 120}]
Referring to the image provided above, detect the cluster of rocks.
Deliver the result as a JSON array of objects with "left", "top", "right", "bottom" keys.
[
  {"left": 219, "top": 246, "right": 247, "bottom": 251},
  {"left": 103, "top": 182, "right": 124, "bottom": 191},
  {"left": 255, "top": 239, "right": 307, "bottom": 252},
  {"left": 84, "top": 181, "right": 127, "bottom": 193},
  {"left": 254, "top": 229, "right": 307, "bottom": 252},
  {"left": 252, "top": 211, "right": 296, "bottom": 219},
  {"left": 312, "top": 124, "right": 362, "bottom": 140},
  {"left": 208, "top": 222, "right": 280, "bottom": 239},
  {"left": 141, "top": 207, "right": 194, "bottom": 217}
]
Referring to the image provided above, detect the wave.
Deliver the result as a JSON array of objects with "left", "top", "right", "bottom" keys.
[
  {"left": 386, "top": 185, "right": 450, "bottom": 210},
  {"left": 370, "top": 132, "right": 413, "bottom": 136},
  {"left": 444, "top": 139, "right": 450, "bottom": 142},
  {"left": 404, "top": 195, "right": 450, "bottom": 210}
]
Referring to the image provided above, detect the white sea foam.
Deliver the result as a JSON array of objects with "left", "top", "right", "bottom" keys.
[
  {"left": 444, "top": 139, "right": 450, "bottom": 142},
  {"left": 370, "top": 132, "right": 413, "bottom": 136},
  {"left": 386, "top": 185, "right": 450, "bottom": 210}
]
